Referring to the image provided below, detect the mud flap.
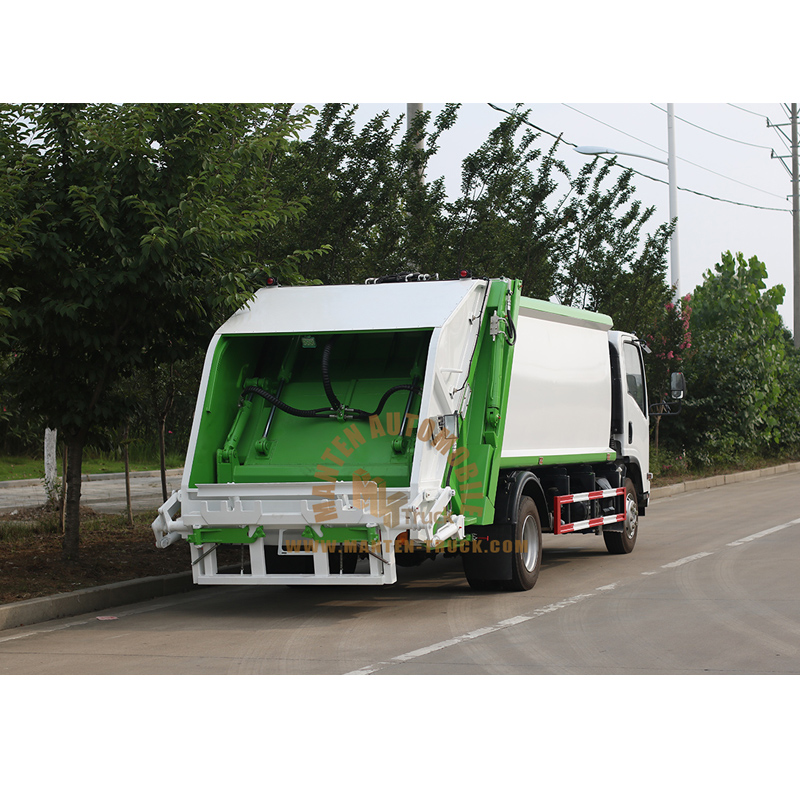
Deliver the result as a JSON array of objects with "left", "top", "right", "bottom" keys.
[{"left": 461, "top": 523, "right": 514, "bottom": 581}]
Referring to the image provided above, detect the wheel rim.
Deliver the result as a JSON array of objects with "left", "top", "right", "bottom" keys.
[
  {"left": 625, "top": 492, "right": 638, "bottom": 540},
  {"left": 521, "top": 515, "right": 540, "bottom": 572}
]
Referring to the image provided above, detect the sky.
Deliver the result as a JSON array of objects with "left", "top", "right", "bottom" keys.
[
  {"left": 349, "top": 102, "right": 797, "bottom": 333},
  {"left": 8, "top": 5, "right": 797, "bottom": 330}
]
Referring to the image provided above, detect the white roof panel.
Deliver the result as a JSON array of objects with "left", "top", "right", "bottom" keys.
[{"left": 216, "top": 280, "right": 484, "bottom": 334}]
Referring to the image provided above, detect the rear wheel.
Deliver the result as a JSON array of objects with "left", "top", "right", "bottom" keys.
[
  {"left": 603, "top": 478, "right": 638, "bottom": 554},
  {"left": 462, "top": 496, "right": 543, "bottom": 592},
  {"left": 507, "top": 496, "right": 542, "bottom": 591}
]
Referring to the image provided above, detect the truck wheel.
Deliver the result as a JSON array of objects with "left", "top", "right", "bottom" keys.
[
  {"left": 603, "top": 478, "right": 638, "bottom": 554},
  {"left": 506, "top": 496, "right": 542, "bottom": 591}
]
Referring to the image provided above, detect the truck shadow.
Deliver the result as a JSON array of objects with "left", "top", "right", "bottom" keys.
[{"left": 173, "top": 544, "right": 617, "bottom": 627}]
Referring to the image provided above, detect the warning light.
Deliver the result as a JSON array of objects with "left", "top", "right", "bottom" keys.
[
  {"left": 458, "top": 269, "right": 472, "bottom": 280},
  {"left": 265, "top": 277, "right": 279, "bottom": 287}
]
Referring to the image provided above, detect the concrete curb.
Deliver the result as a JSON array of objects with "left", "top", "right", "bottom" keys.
[
  {"left": 0, "top": 571, "right": 195, "bottom": 632},
  {"left": 2, "top": 462, "right": 799, "bottom": 632},
  {"left": 0, "top": 468, "right": 183, "bottom": 490},
  {"left": 650, "top": 461, "right": 800, "bottom": 499}
]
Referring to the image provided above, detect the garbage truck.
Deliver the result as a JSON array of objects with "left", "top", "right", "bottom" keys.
[{"left": 153, "top": 274, "right": 681, "bottom": 591}]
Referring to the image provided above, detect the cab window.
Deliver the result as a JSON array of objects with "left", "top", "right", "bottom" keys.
[{"left": 623, "top": 341, "right": 647, "bottom": 416}]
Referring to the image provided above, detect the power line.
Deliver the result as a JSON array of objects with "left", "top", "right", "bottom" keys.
[
  {"left": 564, "top": 102, "right": 785, "bottom": 199},
  {"left": 562, "top": 103, "right": 665, "bottom": 155},
  {"left": 651, "top": 103, "right": 774, "bottom": 150},
  {"left": 727, "top": 103, "right": 770, "bottom": 119},
  {"left": 486, "top": 103, "right": 790, "bottom": 213}
]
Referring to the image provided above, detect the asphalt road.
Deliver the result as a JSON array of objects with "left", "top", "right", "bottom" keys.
[
  {"left": 0, "top": 469, "right": 182, "bottom": 514},
  {"left": 2, "top": 470, "right": 799, "bottom": 675}
]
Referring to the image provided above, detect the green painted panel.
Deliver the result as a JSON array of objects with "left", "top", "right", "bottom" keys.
[
  {"left": 448, "top": 279, "right": 521, "bottom": 526},
  {"left": 498, "top": 451, "right": 616, "bottom": 468},
  {"left": 519, "top": 296, "right": 613, "bottom": 328},
  {"left": 302, "top": 525, "right": 379, "bottom": 543},
  {"left": 190, "top": 329, "right": 432, "bottom": 489},
  {"left": 188, "top": 527, "right": 265, "bottom": 545}
]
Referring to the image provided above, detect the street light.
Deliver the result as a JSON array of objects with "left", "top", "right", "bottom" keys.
[
  {"left": 574, "top": 145, "right": 667, "bottom": 165},
  {"left": 573, "top": 105, "right": 681, "bottom": 299}
]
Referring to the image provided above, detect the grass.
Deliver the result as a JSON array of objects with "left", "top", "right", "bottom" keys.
[
  {"left": 650, "top": 448, "right": 800, "bottom": 486},
  {"left": 0, "top": 452, "right": 184, "bottom": 482}
]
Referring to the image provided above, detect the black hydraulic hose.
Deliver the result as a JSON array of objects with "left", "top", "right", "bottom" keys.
[
  {"left": 243, "top": 334, "right": 422, "bottom": 421},
  {"left": 321, "top": 336, "right": 342, "bottom": 410},
  {"left": 348, "top": 383, "right": 421, "bottom": 420},
  {"left": 242, "top": 382, "right": 421, "bottom": 421},
  {"left": 505, "top": 313, "right": 517, "bottom": 345},
  {"left": 320, "top": 335, "right": 421, "bottom": 419},
  {"left": 241, "top": 385, "right": 335, "bottom": 418}
]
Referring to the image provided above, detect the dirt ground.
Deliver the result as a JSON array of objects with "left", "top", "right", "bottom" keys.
[{"left": 0, "top": 505, "right": 195, "bottom": 605}]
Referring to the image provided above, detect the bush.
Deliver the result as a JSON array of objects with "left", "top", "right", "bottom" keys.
[{"left": 669, "top": 252, "right": 797, "bottom": 462}]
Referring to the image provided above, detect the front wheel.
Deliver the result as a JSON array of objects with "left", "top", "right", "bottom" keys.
[{"left": 603, "top": 478, "right": 638, "bottom": 554}]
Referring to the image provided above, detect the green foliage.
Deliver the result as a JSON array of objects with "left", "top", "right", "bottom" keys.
[
  {"left": 677, "top": 251, "right": 797, "bottom": 461},
  {"left": 552, "top": 156, "right": 674, "bottom": 334},
  {"left": 262, "top": 104, "right": 672, "bottom": 325},
  {"left": 1, "top": 103, "right": 316, "bottom": 436},
  {"left": 441, "top": 108, "right": 565, "bottom": 296},
  {"left": 0, "top": 103, "right": 319, "bottom": 555},
  {"left": 262, "top": 103, "right": 456, "bottom": 284},
  {"left": 645, "top": 294, "right": 692, "bottom": 407}
]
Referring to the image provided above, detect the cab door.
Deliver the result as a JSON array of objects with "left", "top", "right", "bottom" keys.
[{"left": 619, "top": 337, "right": 650, "bottom": 496}]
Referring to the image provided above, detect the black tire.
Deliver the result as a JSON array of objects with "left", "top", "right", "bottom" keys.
[
  {"left": 506, "top": 496, "right": 542, "bottom": 591},
  {"left": 462, "top": 497, "right": 543, "bottom": 592},
  {"left": 603, "top": 478, "right": 638, "bottom": 554},
  {"left": 464, "top": 574, "right": 503, "bottom": 591}
]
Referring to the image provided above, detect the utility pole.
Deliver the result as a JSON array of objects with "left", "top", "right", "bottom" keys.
[
  {"left": 667, "top": 104, "right": 680, "bottom": 299},
  {"left": 768, "top": 104, "right": 799, "bottom": 347},
  {"left": 792, "top": 103, "right": 799, "bottom": 348}
]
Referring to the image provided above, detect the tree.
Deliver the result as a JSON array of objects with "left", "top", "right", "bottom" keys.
[
  {"left": 0, "top": 103, "right": 318, "bottom": 559},
  {"left": 263, "top": 103, "right": 458, "bottom": 284},
  {"left": 550, "top": 155, "right": 674, "bottom": 334},
  {"left": 441, "top": 108, "right": 567, "bottom": 296},
  {"left": 0, "top": 110, "right": 31, "bottom": 345},
  {"left": 644, "top": 294, "right": 693, "bottom": 454},
  {"left": 264, "top": 104, "right": 673, "bottom": 323},
  {"left": 678, "top": 251, "right": 793, "bottom": 461}
]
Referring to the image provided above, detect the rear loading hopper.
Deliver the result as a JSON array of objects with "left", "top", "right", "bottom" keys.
[{"left": 153, "top": 277, "right": 649, "bottom": 590}]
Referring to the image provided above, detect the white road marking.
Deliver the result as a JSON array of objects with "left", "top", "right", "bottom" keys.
[
  {"left": 660, "top": 552, "right": 713, "bottom": 569},
  {"left": 347, "top": 585, "right": 617, "bottom": 675},
  {"left": 727, "top": 517, "right": 800, "bottom": 547}
]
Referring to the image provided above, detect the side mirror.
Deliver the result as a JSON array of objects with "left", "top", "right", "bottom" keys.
[
  {"left": 649, "top": 372, "right": 687, "bottom": 417},
  {"left": 670, "top": 372, "right": 686, "bottom": 401}
]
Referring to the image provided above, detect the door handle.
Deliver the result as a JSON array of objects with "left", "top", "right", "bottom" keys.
[{"left": 628, "top": 422, "right": 633, "bottom": 444}]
